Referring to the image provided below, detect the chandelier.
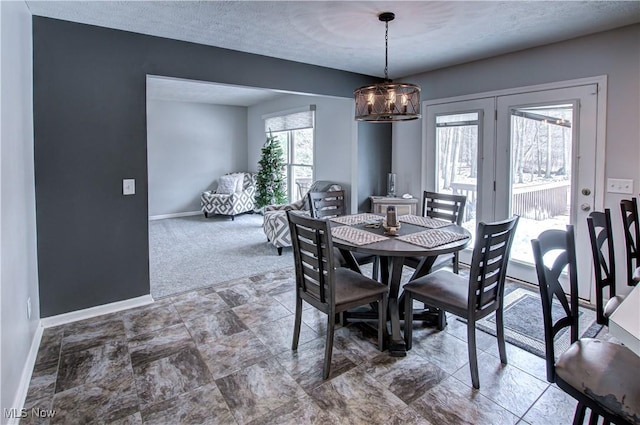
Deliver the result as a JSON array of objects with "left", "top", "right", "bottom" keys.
[{"left": 354, "top": 12, "right": 421, "bottom": 122}]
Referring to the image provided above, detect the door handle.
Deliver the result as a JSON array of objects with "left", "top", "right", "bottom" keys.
[{"left": 581, "top": 203, "right": 591, "bottom": 212}]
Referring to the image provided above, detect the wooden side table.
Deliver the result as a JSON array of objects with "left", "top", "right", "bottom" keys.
[{"left": 370, "top": 196, "right": 418, "bottom": 216}]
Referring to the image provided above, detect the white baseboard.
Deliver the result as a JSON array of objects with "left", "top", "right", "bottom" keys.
[
  {"left": 40, "top": 294, "right": 154, "bottom": 328},
  {"left": 8, "top": 324, "right": 44, "bottom": 425},
  {"left": 148, "top": 211, "right": 202, "bottom": 221}
]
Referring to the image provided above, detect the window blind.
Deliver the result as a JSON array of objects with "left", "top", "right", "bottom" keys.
[{"left": 264, "top": 108, "right": 315, "bottom": 133}]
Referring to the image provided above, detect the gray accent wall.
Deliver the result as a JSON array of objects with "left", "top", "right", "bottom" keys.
[
  {"left": 1, "top": 0, "right": 40, "bottom": 414},
  {"left": 32, "top": 17, "right": 379, "bottom": 317},
  {"left": 357, "top": 122, "right": 392, "bottom": 212},
  {"left": 147, "top": 99, "right": 248, "bottom": 217}
]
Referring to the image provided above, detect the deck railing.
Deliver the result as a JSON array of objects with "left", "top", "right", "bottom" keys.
[{"left": 450, "top": 180, "right": 570, "bottom": 221}]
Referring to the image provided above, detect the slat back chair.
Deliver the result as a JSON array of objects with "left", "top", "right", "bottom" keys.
[
  {"left": 308, "top": 190, "right": 346, "bottom": 219},
  {"left": 620, "top": 197, "right": 640, "bottom": 286},
  {"left": 532, "top": 225, "right": 639, "bottom": 425},
  {"left": 308, "top": 189, "right": 379, "bottom": 280},
  {"left": 287, "top": 211, "right": 387, "bottom": 379},
  {"left": 404, "top": 191, "right": 468, "bottom": 277},
  {"left": 404, "top": 216, "right": 519, "bottom": 389},
  {"left": 587, "top": 210, "right": 624, "bottom": 325}
]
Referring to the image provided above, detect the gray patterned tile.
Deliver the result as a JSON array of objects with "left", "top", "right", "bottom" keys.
[
  {"left": 56, "top": 340, "right": 131, "bottom": 393},
  {"left": 276, "top": 338, "right": 357, "bottom": 390},
  {"left": 24, "top": 362, "right": 57, "bottom": 408},
  {"left": 107, "top": 411, "right": 143, "bottom": 425},
  {"left": 522, "top": 385, "right": 578, "bottom": 425},
  {"left": 332, "top": 325, "right": 384, "bottom": 363},
  {"left": 21, "top": 396, "right": 55, "bottom": 425},
  {"left": 270, "top": 289, "right": 313, "bottom": 314},
  {"left": 171, "top": 289, "right": 231, "bottom": 322},
  {"left": 486, "top": 341, "right": 548, "bottom": 382},
  {"left": 184, "top": 309, "right": 248, "bottom": 344},
  {"left": 60, "top": 317, "right": 126, "bottom": 354},
  {"left": 216, "top": 282, "right": 261, "bottom": 307},
  {"left": 244, "top": 394, "right": 340, "bottom": 425},
  {"left": 452, "top": 351, "right": 549, "bottom": 416},
  {"left": 133, "top": 345, "right": 212, "bottom": 407},
  {"left": 127, "top": 323, "right": 193, "bottom": 367},
  {"left": 364, "top": 351, "right": 448, "bottom": 404},
  {"left": 50, "top": 367, "right": 139, "bottom": 425},
  {"left": 444, "top": 317, "right": 500, "bottom": 352},
  {"left": 216, "top": 358, "right": 306, "bottom": 424},
  {"left": 231, "top": 295, "right": 292, "bottom": 326},
  {"left": 307, "top": 367, "right": 413, "bottom": 424},
  {"left": 121, "top": 299, "right": 182, "bottom": 338},
  {"left": 410, "top": 376, "right": 519, "bottom": 425},
  {"left": 249, "top": 314, "right": 319, "bottom": 355},
  {"left": 410, "top": 329, "right": 472, "bottom": 374},
  {"left": 33, "top": 327, "right": 63, "bottom": 373},
  {"left": 141, "top": 383, "right": 236, "bottom": 425},
  {"left": 197, "top": 330, "right": 271, "bottom": 379}
]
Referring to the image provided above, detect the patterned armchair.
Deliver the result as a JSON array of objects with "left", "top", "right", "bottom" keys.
[
  {"left": 262, "top": 181, "right": 341, "bottom": 254},
  {"left": 201, "top": 172, "right": 257, "bottom": 220}
]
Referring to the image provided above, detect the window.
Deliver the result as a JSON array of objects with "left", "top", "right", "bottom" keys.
[{"left": 264, "top": 107, "right": 315, "bottom": 202}]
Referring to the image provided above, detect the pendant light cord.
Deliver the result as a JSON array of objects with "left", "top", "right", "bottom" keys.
[{"left": 384, "top": 20, "right": 389, "bottom": 81}]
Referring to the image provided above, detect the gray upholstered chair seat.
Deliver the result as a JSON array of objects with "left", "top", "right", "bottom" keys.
[
  {"left": 402, "top": 270, "right": 469, "bottom": 314},
  {"left": 333, "top": 268, "right": 388, "bottom": 309},
  {"left": 555, "top": 338, "right": 640, "bottom": 424}
]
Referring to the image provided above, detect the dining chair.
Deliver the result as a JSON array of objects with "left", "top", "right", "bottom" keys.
[
  {"left": 532, "top": 225, "right": 639, "bottom": 425},
  {"left": 308, "top": 190, "right": 379, "bottom": 281},
  {"left": 587, "top": 209, "right": 625, "bottom": 325},
  {"left": 403, "top": 215, "right": 519, "bottom": 389},
  {"left": 620, "top": 198, "right": 640, "bottom": 286},
  {"left": 403, "top": 191, "right": 467, "bottom": 277},
  {"left": 287, "top": 211, "right": 388, "bottom": 379}
]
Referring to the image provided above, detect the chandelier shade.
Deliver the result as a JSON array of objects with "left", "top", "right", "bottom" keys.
[
  {"left": 355, "top": 12, "right": 421, "bottom": 122},
  {"left": 354, "top": 82, "right": 421, "bottom": 122}
]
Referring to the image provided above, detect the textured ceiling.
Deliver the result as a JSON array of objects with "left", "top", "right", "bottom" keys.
[
  {"left": 28, "top": 1, "right": 640, "bottom": 105},
  {"left": 27, "top": 1, "right": 640, "bottom": 79}
]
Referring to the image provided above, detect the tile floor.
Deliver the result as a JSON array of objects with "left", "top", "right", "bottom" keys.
[{"left": 22, "top": 268, "right": 611, "bottom": 425}]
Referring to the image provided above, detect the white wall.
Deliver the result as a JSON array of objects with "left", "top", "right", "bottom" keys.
[
  {"left": 146, "top": 99, "right": 248, "bottom": 217},
  {"left": 247, "top": 94, "right": 359, "bottom": 212},
  {"left": 1, "top": 0, "right": 41, "bottom": 414}
]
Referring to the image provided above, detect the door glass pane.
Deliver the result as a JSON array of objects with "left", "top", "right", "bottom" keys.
[
  {"left": 509, "top": 104, "right": 573, "bottom": 265},
  {"left": 435, "top": 112, "right": 479, "bottom": 239}
]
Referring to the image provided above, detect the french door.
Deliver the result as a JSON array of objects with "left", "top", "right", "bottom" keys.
[{"left": 424, "top": 82, "right": 603, "bottom": 301}]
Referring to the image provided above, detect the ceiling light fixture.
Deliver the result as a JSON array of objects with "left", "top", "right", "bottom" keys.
[{"left": 354, "top": 12, "right": 421, "bottom": 122}]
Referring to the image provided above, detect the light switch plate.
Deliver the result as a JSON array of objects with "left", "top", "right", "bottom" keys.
[
  {"left": 123, "top": 179, "right": 135, "bottom": 195},
  {"left": 607, "top": 178, "right": 633, "bottom": 194}
]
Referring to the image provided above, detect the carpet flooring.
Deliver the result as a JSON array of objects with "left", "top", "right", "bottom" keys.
[{"left": 149, "top": 213, "right": 293, "bottom": 299}]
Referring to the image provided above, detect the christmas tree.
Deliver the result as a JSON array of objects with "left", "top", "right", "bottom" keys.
[{"left": 255, "top": 132, "right": 287, "bottom": 209}]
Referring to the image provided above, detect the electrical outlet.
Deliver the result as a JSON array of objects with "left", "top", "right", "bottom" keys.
[
  {"left": 607, "top": 178, "right": 633, "bottom": 194},
  {"left": 27, "top": 297, "right": 32, "bottom": 319},
  {"left": 122, "top": 179, "right": 135, "bottom": 195}
]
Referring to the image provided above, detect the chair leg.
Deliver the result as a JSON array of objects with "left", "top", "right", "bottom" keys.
[
  {"left": 372, "top": 257, "right": 380, "bottom": 281},
  {"left": 453, "top": 253, "right": 459, "bottom": 274},
  {"left": 496, "top": 308, "right": 507, "bottom": 364},
  {"left": 323, "top": 314, "right": 335, "bottom": 380},
  {"left": 277, "top": 247, "right": 283, "bottom": 255},
  {"left": 204, "top": 211, "right": 209, "bottom": 218},
  {"left": 292, "top": 294, "right": 302, "bottom": 350},
  {"left": 467, "top": 321, "right": 480, "bottom": 389},
  {"left": 404, "top": 292, "right": 413, "bottom": 350},
  {"left": 378, "top": 294, "right": 387, "bottom": 351},
  {"left": 588, "top": 410, "right": 600, "bottom": 425},
  {"left": 437, "top": 310, "right": 447, "bottom": 331},
  {"left": 572, "top": 403, "right": 587, "bottom": 425}
]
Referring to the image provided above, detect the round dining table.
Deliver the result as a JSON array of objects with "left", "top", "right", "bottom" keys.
[{"left": 329, "top": 216, "right": 472, "bottom": 357}]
